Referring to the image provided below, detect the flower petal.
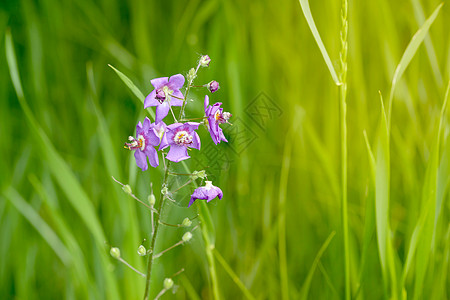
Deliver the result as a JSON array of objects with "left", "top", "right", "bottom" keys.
[
  {"left": 144, "top": 146, "right": 159, "bottom": 168},
  {"left": 134, "top": 150, "right": 148, "bottom": 171},
  {"left": 168, "top": 74, "right": 185, "bottom": 90},
  {"left": 155, "top": 102, "right": 170, "bottom": 123},
  {"left": 166, "top": 145, "right": 189, "bottom": 162},
  {"left": 144, "top": 90, "right": 159, "bottom": 108},
  {"left": 204, "top": 95, "right": 209, "bottom": 111},
  {"left": 150, "top": 77, "right": 169, "bottom": 89},
  {"left": 142, "top": 117, "right": 151, "bottom": 132},
  {"left": 191, "top": 132, "right": 201, "bottom": 150},
  {"left": 169, "top": 90, "right": 184, "bottom": 106}
]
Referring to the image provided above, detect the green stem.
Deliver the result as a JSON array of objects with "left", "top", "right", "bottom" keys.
[
  {"left": 339, "top": 0, "right": 350, "bottom": 299},
  {"left": 143, "top": 160, "right": 171, "bottom": 300}
]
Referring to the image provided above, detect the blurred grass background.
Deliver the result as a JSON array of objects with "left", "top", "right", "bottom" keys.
[{"left": 1, "top": 0, "right": 450, "bottom": 299}]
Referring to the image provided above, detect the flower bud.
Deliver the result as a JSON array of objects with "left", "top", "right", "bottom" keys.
[
  {"left": 110, "top": 247, "right": 121, "bottom": 259},
  {"left": 137, "top": 245, "right": 146, "bottom": 256},
  {"left": 199, "top": 55, "right": 211, "bottom": 67},
  {"left": 187, "top": 68, "right": 197, "bottom": 82},
  {"left": 207, "top": 80, "right": 220, "bottom": 93},
  {"left": 163, "top": 278, "right": 174, "bottom": 290},
  {"left": 122, "top": 184, "right": 132, "bottom": 195},
  {"left": 161, "top": 186, "right": 169, "bottom": 196},
  {"left": 182, "top": 232, "right": 193, "bottom": 243},
  {"left": 148, "top": 194, "right": 156, "bottom": 206},
  {"left": 181, "top": 217, "right": 192, "bottom": 227},
  {"left": 191, "top": 170, "right": 206, "bottom": 180}
]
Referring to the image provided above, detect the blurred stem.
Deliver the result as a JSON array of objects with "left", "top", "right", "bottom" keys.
[
  {"left": 339, "top": 0, "right": 350, "bottom": 299},
  {"left": 199, "top": 210, "right": 221, "bottom": 300},
  {"left": 143, "top": 160, "right": 171, "bottom": 300}
]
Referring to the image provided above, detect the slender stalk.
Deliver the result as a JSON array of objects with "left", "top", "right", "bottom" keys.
[
  {"left": 180, "top": 63, "right": 201, "bottom": 119},
  {"left": 143, "top": 160, "right": 171, "bottom": 300},
  {"left": 339, "top": 0, "right": 350, "bottom": 299}
]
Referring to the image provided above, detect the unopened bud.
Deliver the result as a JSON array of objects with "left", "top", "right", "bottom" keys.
[
  {"left": 181, "top": 217, "right": 192, "bottom": 227},
  {"left": 110, "top": 247, "right": 121, "bottom": 259},
  {"left": 187, "top": 68, "right": 197, "bottom": 82},
  {"left": 122, "top": 185, "right": 132, "bottom": 195},
  {"left": 148, "top": 194, "right": 156, "bottom": 206},
  {"left": 207, "top": 80, "right": 220, "bottom": 93},
  {"left": 161, "top": 186, "right": 169, "bottom": 195},
  {"left": 199, "top": 55, "right": 211, "bottom": 67},
  {"left": 137, "top": 245, "right": 146, "bottom": 256},
  {"left": 191, "top": 170, "right": 206, "bottom": 180},
  {"left": 182, "top": 232, "right": 193, "bottom": 243},
  {"left": 163, "top": 278, "right": 174, "bottom": 290}
]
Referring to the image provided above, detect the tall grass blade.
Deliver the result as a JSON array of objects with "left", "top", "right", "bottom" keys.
[
  {"left": 5, "top": 30, "right": 120, "bottom": 300},
  {"left": 213, "top": 249, "right": 255, "bottom": 300},
  {"left": 388, "top": 3, "right": 443, "bottom": 124},
  {"left": 108, "top": 64, "right": 155, "bottom": 120},
  {"left": 4, "top": 187, "right": 71, "bottom": 266},
  {"left": 298, "top": 0, "right": 340, "bottom": 85},
  {"left": 299, "top": 231, "right": 336, "bottom": 300}
]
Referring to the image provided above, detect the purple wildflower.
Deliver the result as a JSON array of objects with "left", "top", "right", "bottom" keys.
[
  {"left": 144, "top": 74, "right": 185, "bottom": 123},
  {"left": 188, "top": 181, "right": 223, "bottom": 207},
  {"left": 160, "top": 122, "right": 201, "bottom": 162},
  {"left": 125, "top": 117, "right": 160, "bottom": 171},
  {"left": 207, "top": 80, "right": 220, "bottom": 93},
  {"left": 204, "top": 95, "right": 230, "bottom": 145}
]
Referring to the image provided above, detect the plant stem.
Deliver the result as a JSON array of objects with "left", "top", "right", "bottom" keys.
[
  {"left": 339, "top": 0, "right": 350, "bottom": 299},
  {"left": 143, "top": 160, "right": 171, "bottom": 300}
]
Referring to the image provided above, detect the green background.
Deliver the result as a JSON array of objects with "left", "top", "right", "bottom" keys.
[{"left": 1, "top": 0, "right": 449, "bottom": 299}]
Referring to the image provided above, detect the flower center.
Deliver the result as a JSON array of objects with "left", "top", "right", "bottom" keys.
[
  {"left": 214, "top": 111, "right": 232, "bottom": 124},
  {"left": 155, "top": 86, "right": 173, "bottom": 104},
  {"left": 124, "top": 134, "right": 146, "bottom": 151},
  {"left": 173, "top": 130, "right": 193, "bottom": 146},
  {"left": 204, "top": 181, "right": 213, "bottom": 189}
]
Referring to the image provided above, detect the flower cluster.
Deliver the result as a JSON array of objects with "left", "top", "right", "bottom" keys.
[{"left": 124, "top": 55, "right": 230, "bottom": 206}]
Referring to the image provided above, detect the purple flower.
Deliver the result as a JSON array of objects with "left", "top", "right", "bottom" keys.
[
  {"left": 207, "top": 80, "right": 220, "bottom": 93},
  {"left": 144, "top": 74, "right": 185, "bottom": 123},
  {"left": 160, "top": 122, "right": 201, "bottom": 162},
  {"left": 124, "top": 117, "right": 160, "bottom": 171},
  {"left": 188, "top": 181, "right": 223, "bottom": 207},
  {"left": 204, "top": 95, "right": 230, "bottom": 145}
]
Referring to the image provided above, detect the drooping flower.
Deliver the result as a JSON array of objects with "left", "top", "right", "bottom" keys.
[
  {"left": 124, "top": 117, "right": 160, "bottom": 171},
  {"left": 160, "top": 122, "right": 201, "bottom": 162},
  {"left": 144, "top": 75, "right": 185, "bottom": 123},
  {"left": 207, "top": 80, "right": 220, "bottom": 93},
  {"left": 188, "top": 181, "right": 223, "bottom": 207},
  {"left": 204, "top": 95, "right": 230, "bottom": 145}
]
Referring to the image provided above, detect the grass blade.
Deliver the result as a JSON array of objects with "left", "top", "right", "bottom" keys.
[
  {"left": 299, "top": 231, "right": 336, "bottom": 300},
  {"left": 298, "top": 0, "right": 340, "bottom": 85},
  {"left": 108, "top": 63, "right": 155, "bottom": 120},
  {"left": 4, "top": 187, "right": 71, "bottom": 266},
  {"left": 213, "top": 249, "right": 255, "bottom": 300},
  {"left": 388, "top": 3, "right": 443, "bottom": 124},
  {"left": 6, "top": 29, "right": 120, "bottom": 300}
]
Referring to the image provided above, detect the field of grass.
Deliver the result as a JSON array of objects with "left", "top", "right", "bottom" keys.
[{"left": 1, "top": 0, "right": 449, "bottom": 299}]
